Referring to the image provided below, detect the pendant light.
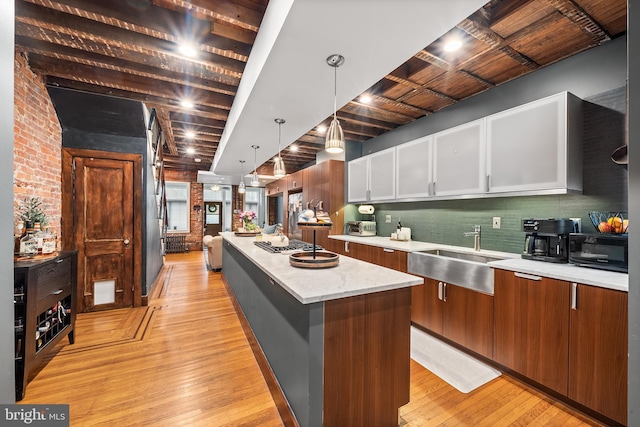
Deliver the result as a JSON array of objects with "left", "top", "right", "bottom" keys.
[
  {"left": 325, "top": 54, "right": 345, "bottom": 154},
  {"left": 238, "top": 160, "right": 246, "bottom": 194},
  {"left": 250, "top": 145, "right": 260, "bottom": 186},
  {"left": 273, "top": 118, "right": 286, "bottom": 177}
]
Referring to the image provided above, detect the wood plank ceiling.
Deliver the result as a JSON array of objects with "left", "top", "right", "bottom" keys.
[{"left": 15, "top": 0, "right": 627, "bottom": 176}]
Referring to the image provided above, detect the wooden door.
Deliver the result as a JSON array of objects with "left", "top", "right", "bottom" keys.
[
  {"left": 73, "top": 157, "right": 135, "bottom": 312},
  {"left": 493, "top": 269, "right": 570, "bottom": 395},
  {"left": 569, "top": 284, "right": 627, "bottom": 425},
  {"left": 204, "top": 202, "right": 222, "bottom": 236}
]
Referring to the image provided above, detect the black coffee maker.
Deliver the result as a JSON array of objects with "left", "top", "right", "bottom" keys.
[{"left": 522, "top": 218, "right": 576, "bottom": 263}]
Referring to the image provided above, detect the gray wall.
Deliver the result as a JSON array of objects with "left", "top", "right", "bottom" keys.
[
  {"left": 627, "top": 2, "right": 639, "bottom": 424},
  {"left": 347, "top": 36, "right": 628, "bottom": 254},
  {"left": 222, "top": 241, "right": 324, "bottom": 427},
  {"left": 0, "top": 1, "right": 15, "bottom": 404}
]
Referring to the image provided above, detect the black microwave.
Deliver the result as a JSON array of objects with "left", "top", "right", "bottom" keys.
[{"left": 568, "top": 233, "right": 628, "bottom": 273}]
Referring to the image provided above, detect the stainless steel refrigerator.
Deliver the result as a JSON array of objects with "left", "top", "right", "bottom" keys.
[{"left": 288, "top": 192, "right": 303, "bottom": 240}]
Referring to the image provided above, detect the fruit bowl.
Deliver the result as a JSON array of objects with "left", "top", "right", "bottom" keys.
[{"left": 588, "top": 212, "right": 629, "bottom": 234}]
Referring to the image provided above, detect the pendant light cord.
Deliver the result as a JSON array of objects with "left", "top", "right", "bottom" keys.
[{"left": 333, "top": 64, "right": 338, "bottom": 120}]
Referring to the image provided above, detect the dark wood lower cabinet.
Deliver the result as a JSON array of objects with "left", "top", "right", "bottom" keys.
[
  {"left": 324, "top": 287, "right": 411, "bottom": 427},
  {"left": 569, "top": 284, "right": 628, "bottom": 426},
  {"left": 494, "top": 269, "right": 627, "bottom": 425},
  {"left": 411, "top": 277, "right": 493, "bottom": 359},
  {"left": 493, "top": 269, "right": 570, "bottom": 395},
  {"left": 411, "top": 277, "right": 443, "bottom": 335},
  {"left": 443, "top": 283, "right": 493, "bottom": 359}
]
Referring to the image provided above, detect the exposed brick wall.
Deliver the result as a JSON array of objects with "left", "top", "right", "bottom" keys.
[
  {"left": 164, "top": 170, "right": 203, "bottom": 251},
  {"left": 13, "top": 52, "right": 62, "bottom": 245}
]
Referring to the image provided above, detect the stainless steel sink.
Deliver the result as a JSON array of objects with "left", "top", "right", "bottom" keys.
[
  {"left": 419, "top": 249, "right": 504, "bottom": 264},
  {"left": 408, "top": 249, "right": 507, "bottom": 295}
]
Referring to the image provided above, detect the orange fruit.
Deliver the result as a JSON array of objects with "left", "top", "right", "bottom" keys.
[{"left": 608, "top": 217, "right": 623, "bottom": 233}]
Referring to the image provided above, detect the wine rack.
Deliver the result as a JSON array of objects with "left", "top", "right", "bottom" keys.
[{"left": 14, "top": 251, "right": 77, "bottom": 401}]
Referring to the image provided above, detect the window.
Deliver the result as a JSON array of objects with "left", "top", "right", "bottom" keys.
[{"left": 166, "top": 181, "right": 189, "bottom": 232}]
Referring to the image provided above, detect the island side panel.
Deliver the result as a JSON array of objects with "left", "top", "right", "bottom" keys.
[
  {"left": 324, "top": 287, "right": 411, "bottom": 427},
  {"left": 222, "top": 241, "right": 324, "bottom": 427}
]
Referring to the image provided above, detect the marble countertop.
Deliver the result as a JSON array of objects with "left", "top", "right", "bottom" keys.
[
  {"left": 328, "top": 234, "right": 519, "bottom": 260},
  {"left": 221, "top": 232, "right": 424, "bottom": 304},
  {"left": 488, "top": 258, "right": 628, "bottom": 292},
  {"left": 329, "top": 234, "right": 628, "bottom": 292}
]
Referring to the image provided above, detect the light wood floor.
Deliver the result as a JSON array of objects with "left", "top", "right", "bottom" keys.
[{"left": 20, "top": 251, "right": 603, "bottom": 426}]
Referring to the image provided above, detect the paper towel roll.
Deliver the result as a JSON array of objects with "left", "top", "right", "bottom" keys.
[{"left": 358, "top": 205, "right": 375, "bottom": 214}]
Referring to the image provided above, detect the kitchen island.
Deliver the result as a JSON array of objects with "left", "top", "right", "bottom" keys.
[{"left": 220, "top": 232, "right": 423, "bottom": 427}]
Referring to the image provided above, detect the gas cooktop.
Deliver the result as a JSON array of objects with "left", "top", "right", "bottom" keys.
[{"left": 254, "top": 239, "right": 323, "bottom": 253}]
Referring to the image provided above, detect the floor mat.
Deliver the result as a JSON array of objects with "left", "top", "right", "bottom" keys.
[{"left": 410, "top": 327, "right": 501, "bottom": 393}]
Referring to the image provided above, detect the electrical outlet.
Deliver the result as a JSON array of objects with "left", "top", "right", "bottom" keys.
[
  {"left": 493, "top": 217, "right": 501, "bottom": 229},
  {"left": 385, "top": 215, "right": 392, "bottom": 223}
]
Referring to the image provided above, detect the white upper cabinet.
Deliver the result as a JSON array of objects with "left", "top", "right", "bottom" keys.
[
  {"left": 487, "top": 92, "right": 582, "bottom": 194},
  {"left": 368, "top": 147, "right": 396, "bottom": 201},
  {"left": 396, "top": 136, "right": 432, "bottom": 199},
  {"left": 433, "top": 119, "right": 486, "bottom": 196},
  {"left": 347, "top": 147, "right": 396, "bottom": 203},
  {"left": 347, "top": 92, "right": 583, "bottom": 204},
  {"left": 347, "top": 156, "right": 369, "bottom": 203}
]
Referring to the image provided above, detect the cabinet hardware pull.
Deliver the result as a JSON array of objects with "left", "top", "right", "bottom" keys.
[
  {"left": 51, "top": 289, "right": 63, "bottom": 295},
  {"left": 486, "top": 175, "right": 490, "bottom": 192},
  {"left": 443, "top": 282, "right": 447, "bottom": 302},
  {"left": 269, "top": 278, "right": 275, "bottom": 286},
  {"left": 345, "top": 241, "right": 349, "bottom": 253},
  {"left": 55, "top": 259, "right": 64, "bottom": 263},
  {"left": 514, "top": 272, "right": 542, "bottom": 281},
  {"left": 383, "top": 248, "right": 394, "bottom": 253},
  {"left": 433, "top": 181, "right": 436, "bottom": 195},
  {"left": 571, "top": 282, "right": 578, "bottom": 310},
  {"left": 437, "top": 282, "right": 443, "bottom": 301}
]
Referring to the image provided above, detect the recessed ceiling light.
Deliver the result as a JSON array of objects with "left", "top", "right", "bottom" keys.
[
  {"left": 178, "top": 43, "right": 198, "bottom": 58},
  {"left": 180, "top": 100, "right": 194, "bottom": 109},
  {"left": 194, "top": 158, "right": 201, "bottom": 163},
  {"left": 359, "top": 95, "right": 372, "bottom": 104},
  {"left": 185, "top": 130, "right": 196, "bottom": 139},
  {"left": 186, "top": 147, "right": 195, "bottom": 155},
  {"left": 317, "top": 125, "right": 327, "bottom": 134},
  {"left": 289, "top": 144, "right": 298, "bottom": 152},
  {"left": 444, "top": 39, "right": 463, "bottom": 52}
]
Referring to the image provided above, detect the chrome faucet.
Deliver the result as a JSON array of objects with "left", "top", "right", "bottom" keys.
[{"left": 464, "top": 225, "right": 481, "bottom": 251}]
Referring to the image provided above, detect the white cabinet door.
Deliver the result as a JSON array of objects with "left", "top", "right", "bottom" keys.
[
  {"left": 433, "top": 119, "right": 486, "bottom": 196},
  {"left": 347, "top": 156, "right": 369, "bottom": 203},
  {"left": 369, "top": 147, "right": 396, "bottom": 201},
  {"left": 396, "top": 136, "right": 432, "bottom": 199},
  {"left": 487, "top": 92, "right": 581, "bottom": 194}
]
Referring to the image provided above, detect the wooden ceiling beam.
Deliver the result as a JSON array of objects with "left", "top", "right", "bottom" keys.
[
  {"left": 16, "top": 36, "right": 239, "bottom": 95},
  {"left": 385, "top": 74, "right": 459, "bottom": 104},
  {"left": 152, "top": 0, "right": 266, "bottom": 32},
  {"left": 28, "top": 54, "right": 234, "bottom": 111},
  {"left": 544, "top": 0, "right": 611, "bottom": 44},
  {"left": 169, "top": 113, "right": 226, "bottom": 130},
  {"left": 336, "top": 112, "right": 397, "bottom": 131},
  {"left": 16, "top": 1, "right": 246, "bottom": 77},
  {"left": 457, "top": 17, "right": 540, "bottom": 70},
  {"left": 22, "top": 0, "right": 253, "bottom": 58},
  {"left": 155, "top": 109, "right": 178, "bottom": 155}
]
